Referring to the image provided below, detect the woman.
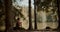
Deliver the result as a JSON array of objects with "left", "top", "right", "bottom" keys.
[
  {"left": 7, "top": 18, "right": 25, "bottom": 32},
  {"left": 14, "top": 18, "right": 25, "bottom": 30}
]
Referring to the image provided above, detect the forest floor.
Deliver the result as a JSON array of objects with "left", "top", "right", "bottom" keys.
[{"left": 0, "top": 22, "right": 59, "bottom": 32}]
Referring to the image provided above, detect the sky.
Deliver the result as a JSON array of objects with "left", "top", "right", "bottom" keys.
[{"left": 14, "top": 0, "right": 34, "bottom": 8}]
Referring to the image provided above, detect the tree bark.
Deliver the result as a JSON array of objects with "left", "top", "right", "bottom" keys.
[
  {"left": 57, "top": 0, "right": 60, "bottom": 29},
  {"left": 28, "top": 0, "right": 33, "bottom": 30},
  {"left": 34, "top": 0, "right": 37, "bottom": 29},
  {"left": 4, "top": 0, "right": 14, "bottom": 31}
]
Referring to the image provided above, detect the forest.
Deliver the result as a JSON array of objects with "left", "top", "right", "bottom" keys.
[{"left": 0, "top": 0, "right": 60, "bottom": 32}]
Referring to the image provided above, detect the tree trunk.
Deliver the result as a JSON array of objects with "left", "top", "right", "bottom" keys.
[
  {"left": 28, "top": 0, "right": 33, "bottom": 30},
  {"left": 4, "top": 0, "right": 14, "bottom": 31},
  {"left": 57, "top": 0, "right": 60, "bottom": 29},
  {"left": 34, "top": 0, "right": 37, "bottom": 29}
]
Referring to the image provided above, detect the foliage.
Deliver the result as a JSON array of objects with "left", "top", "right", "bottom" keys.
[
  {"left": 36, "top": 0, "right": 57, "bottom": 12},
  {"left": 13, "top": 6, "right": 25, "bottom": 20}
]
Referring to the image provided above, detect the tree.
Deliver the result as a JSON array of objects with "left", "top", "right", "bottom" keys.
[
  {"left": 28, "top": 0, "right": 33, "bottom": 30},
  {"left": 0, "top": 0, "right": 5, "bottom": 18},
  {"left": 57, "top": 0, "right": 60, "bottom": 29},
  {"left": 4, "top": 0, "right": 15, "bottom": 32},
  {"left": 34, "top": 0, "right": 37, "bottom": 29},
  {"left": 34, "top": 0, "right": 56, "bottom": 29}
]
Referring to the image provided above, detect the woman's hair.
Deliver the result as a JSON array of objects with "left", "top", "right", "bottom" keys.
[
  {"left": 16, "top": 18, "right": 20, "bottom": 27},
  {"left": 17, "top": 18, "right": 20, "bottom": 20}
]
